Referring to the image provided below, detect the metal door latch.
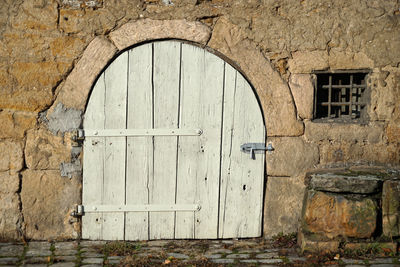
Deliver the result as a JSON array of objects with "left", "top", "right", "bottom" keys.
[
  {"left": 71, "top": 129, "right": 85, "bottom": 147},
  {"left": 240, "top": 143, "right": 274, "bottom": 159},
  {"left": 70, "top": 204, "right": 84, "bottom": 217}
]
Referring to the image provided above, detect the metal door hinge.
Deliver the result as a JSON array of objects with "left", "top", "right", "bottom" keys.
[
  {"left": 240, "top": 142, "right": 274, "bottom": 159},
  {"left": 70, "top": 204, "right": 84, "bottom": 217},
  {"left": 71, "top": 129, "right": 85, "bottom": 146}
]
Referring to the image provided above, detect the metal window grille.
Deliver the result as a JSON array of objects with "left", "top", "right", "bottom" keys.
[{"left": 314, "top": 71, "right": 369, "bottom": 121}]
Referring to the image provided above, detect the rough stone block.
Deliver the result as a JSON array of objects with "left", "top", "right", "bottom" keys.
[
  {"left": 0, "top": 193, "right": 22, "bottom": 240},
  {"left": 208, "top": 17, "right": 304, "bottom": 137},
  {"left": 25, "top": 128, "right": 71, "bottom": 170},
  {"left": 0, "top": 110, "right": 37, "bottom": 139},
  {"left": 0, "top": 172, "right": 19, "bottom": 194},
  {"left": 266, "top": 137, "right": 319, "bottom": 176},
  {"left": 50, "top": 37, "right": 117, "bottom": 112},
  {"left": 382, "top": 180, "right": 400, "bottom": 237},
  {"left": 298, "top": 231, "right": 339, "bottom": 254},
  {"left": 109, "top": 19, "right": 211, "bottom": 50},
  {"left": 288, "top": 50, "right": 329, "bottom": 73},
  {"left": 264, "top": 176, "right": 306, "bottom": 238},
  {"left": 304, "top": 121, "right": 384, "bottom": 144},
  {"left": 328, "top": 49, "right": 374, "bottom": 70},
  {"left": 10, "top": 0, "right": 58, "bottom": 31},
  {"left": 0, "top": 140, "right": 24, "bottom": 172},
  {"left": 302, "top": 190, "right": 377, "bottom": 239},
  {"left": 289, "top": 74, "right": 314, "bottom": 119},
  {"left": 21, "top": 170, "right": 80, "bottom": 240},
  {"left": 307, "top": 173, "right": 381, "bottom": 194}
]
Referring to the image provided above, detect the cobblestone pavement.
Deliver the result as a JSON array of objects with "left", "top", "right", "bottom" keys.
[{"left": 0, "top": 239, "right": 399, "bottom": 266}]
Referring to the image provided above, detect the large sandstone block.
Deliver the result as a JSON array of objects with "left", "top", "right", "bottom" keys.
[
  {"left": 25, "top": 128, "right": 71, "bottom": 170},
  {"left": 307, "top": 173, "right": 381, "bottom": 194},
  {"left": 288, "top": 50, "right": 329, "bottom": 74},
  {"left": 0, "top": 110, "right": 37, "bottom": 139},
  {"left": 302, "top": 190, "right": 377, "bottom": 239},
  {"left": 0, "top": 193, "right": 22, "bottom": 240},
  {"left": 21, "top": 170, "right": 80, "bottom": 240},
  {"left": 0, "top": 172, "right": 19, "bottom": 194},
  {"left": 109, "top": 19, "right": 211, "bottom": 50},
  {"left": 382, "top": 180, "right": 400, "bottom": 237},
  {"left": 0, "top": 140, "right": 24, "bottom": 172},
  {"left": 264, "top": 176, "right": 306, "bottom": 238},
  {"left": 289, "top": 74, "right": 314, "bottom": 119},
  {"left": 266, "top": 137, "right": 319, "bottom": 176}
]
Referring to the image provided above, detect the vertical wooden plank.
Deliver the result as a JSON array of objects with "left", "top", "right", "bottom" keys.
[
  {"left": 102, "top": 53, "right": 128, "bottom": 240},
  {"left": 175, "top": 44, "right": 224, "bottom": 239},
  {"left": 150, "top": 41, "right": 181, "bottom": 239},
  {"left": 82, "top": 73, "right": 105, "bottom": 240},
  {"left": 125, "top": 44, "right": 153, "bottom": 240},
  {"left": 219, "top": 64, "right": 265, "bottom": 238}
]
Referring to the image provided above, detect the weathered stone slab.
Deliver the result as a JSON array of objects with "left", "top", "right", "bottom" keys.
[
  {"left": 298, "top": 231, "right": 340, "bottom": 253},
  {"left": 0, "top": 140, "right": 24, "bottom": 172},
  {"left": 50, "top": 37, "right": 117, "bottom": 112},
  {"left": 0, "top": 172, "right": 19, "bottom": 194},
  {"left": 208, "top": 17, "right": 304, "bottom": 137},
  {"left": 304, "top": 121, "right": 384, "bottom": 144},
  {"left": 264, "top": 176, "right": 306, "bottom": 238},
  {"left": 266, "top": 137, "right": 319, "bottom": 176},
  {"left": 328, "top": 49, "right": 374, "bottom": 70},
  {"left": 0, "top": 193, "right": 22, "bottom": 240},
  {"left": 288, "top": 50, "right": 329, "bottom": 74},
  {"left": 21, "top": 170, "right": 80, "bottom": 240},
  {"left": 307, "top": 173, "right": 381, "bottom": 194},
  {"left": 0, "top": 110, "right": 37, "bottom": 139},
  {"left": 25, "top": 128, "right": 72, "bottom": 170},
  {"left": 382, "top": 180, "right": 400, "bottom": 237},
  {"left": 302, "top": 190, "right": 377, "bottom": 239},
  {"left": 109, "top": 19, "right": 211, "bottom": 50},
  {"left": 289, "top": 74, "right": 314, "bottom": 119}
]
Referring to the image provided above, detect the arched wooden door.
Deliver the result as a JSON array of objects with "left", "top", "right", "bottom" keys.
[{"left": 82, "top": 40, "right": 265, "bottom": 240}]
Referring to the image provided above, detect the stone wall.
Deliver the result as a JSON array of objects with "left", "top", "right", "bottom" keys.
[{"left": 0, "top": 0, "right": 399, "bottom": 240}]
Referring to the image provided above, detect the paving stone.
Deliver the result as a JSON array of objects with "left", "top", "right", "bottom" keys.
[
  {"left": 81, "top": 257, "right": 104, "bottom": 264},
  {"left": 23, "top": 257, "right": 50, "bottom": 264},
  {"left": 239, "top": 249, "right": 262, "bottom": 253},
  {"left": 167, "top": 252, "right": 189, "bottom": 259},
  {"left": 369, "top": 258, "right": 396, "bottom": 264},
  {"left": 23, "top": 264, "right": 48, "bottom": 267},
  {"left": 226, "top": 253, "right": 250, "bottom": 259},
  {"left": 370, "top": 265, "right": 397, "bottom": 267},
  {"left": 54, "top": 255, "right": 77, "bottom": 262},
  {"left": 204, "top": 253, "right": 222, "bottom": 259},
  {"left": 54, "top": 249, "right": 77, "bottom": 256},
  {"left": 54, "top": 242, "right": 78, "bottom": 250},
  {"left": 52, "top": 262, "right": 76, "bottom": 267},
  {"left": 211, "top": 258, "right": 235, "bottom": 264},
  {"left": 256, "top": 252, "right": 279, "bottom": 258},
  {"left": 240, "top": 259, "right": 259, "bottom": 263},
  {"left": 341, "top": 258, "right": 364, "bottom": 264},
  {"left": 345, "top": 265, "right": 367, "bottom": 267},
  {"left": 80, "top": 251, "right": 104, "bottom": 257},
  {"left": 0, "top": 257, "right": 19, "bottom": 264},
  {"left": 28, "top": 242, "right": 51, "bottom": 250},
  {"left": 25, "top": 249, "right": 52, "bottom": 257},
  {"left": 107, "top": 259, "right": 122, "bottom": 264},
  {"left": 258, "top": 258, "right": 283, "bottom": 264},
  {"left": 0, "top": 245, "right": 24, "bottom": 256},
  {"left": 287, "top": 256, "right": 306, "bottom": 262}
]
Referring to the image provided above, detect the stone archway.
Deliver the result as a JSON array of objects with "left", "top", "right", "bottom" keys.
[{"left": 47, "top": 18, "right": 303, "bottom": 137}]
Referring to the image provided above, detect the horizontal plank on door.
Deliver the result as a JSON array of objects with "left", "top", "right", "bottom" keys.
[
  {"left": 85, "top": 204, "right": 201, "bottom": 212},
  {"left": 84, "top": 129, "right": 202, "bottom": 137}
]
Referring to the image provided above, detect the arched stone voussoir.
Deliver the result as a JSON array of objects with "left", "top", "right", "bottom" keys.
[
  {"left": 49, "top": 37, "right": 118, "bottom": 114},
  {"left": 109, "top": 19, "right": 212, "bottom": 51},
  {"left": 208, "top": 17, "right": 304, "bottom": 137}
]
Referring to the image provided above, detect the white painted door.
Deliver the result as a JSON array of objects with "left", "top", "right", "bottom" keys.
[{"left": 82, "top": 40, "right": 265, "bottom": 240}]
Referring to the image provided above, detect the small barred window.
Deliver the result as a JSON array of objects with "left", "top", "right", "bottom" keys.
[{"left": 313, "top": 71, "right": 370, "bottom": 122}]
